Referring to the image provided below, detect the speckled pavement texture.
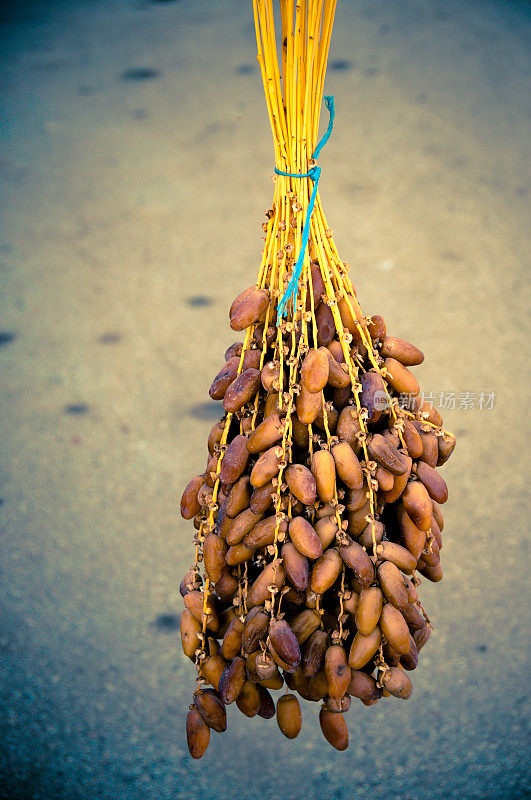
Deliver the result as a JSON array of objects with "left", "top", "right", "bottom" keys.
[{"left": 0, "top": 1, "right": 529, "bottom": 798}]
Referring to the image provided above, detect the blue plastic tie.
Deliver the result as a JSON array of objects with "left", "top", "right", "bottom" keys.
[{"left": 274, "top": 95, "right": 335, "bottom": 323}]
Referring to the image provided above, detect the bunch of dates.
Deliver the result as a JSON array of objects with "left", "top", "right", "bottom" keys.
[{"left": 180, "top": 280, "right": 456, "bottom": 757}]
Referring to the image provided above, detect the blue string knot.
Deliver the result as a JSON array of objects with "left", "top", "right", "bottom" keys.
[{"left": 274, "top": 95, "right": 335, "bottom": 324}]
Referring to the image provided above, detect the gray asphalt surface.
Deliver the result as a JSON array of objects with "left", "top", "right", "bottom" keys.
[{"left": 0, "top": 1, "right": 530, "bottom": 798}]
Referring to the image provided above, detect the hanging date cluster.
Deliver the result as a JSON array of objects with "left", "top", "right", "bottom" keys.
[{"left": 179, "top": 277, "right": 456, "bottom": 757}]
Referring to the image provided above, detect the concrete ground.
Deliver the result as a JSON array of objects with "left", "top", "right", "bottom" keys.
[{"left": 0, "top": 0, "right": 529, "bottom": 798}]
